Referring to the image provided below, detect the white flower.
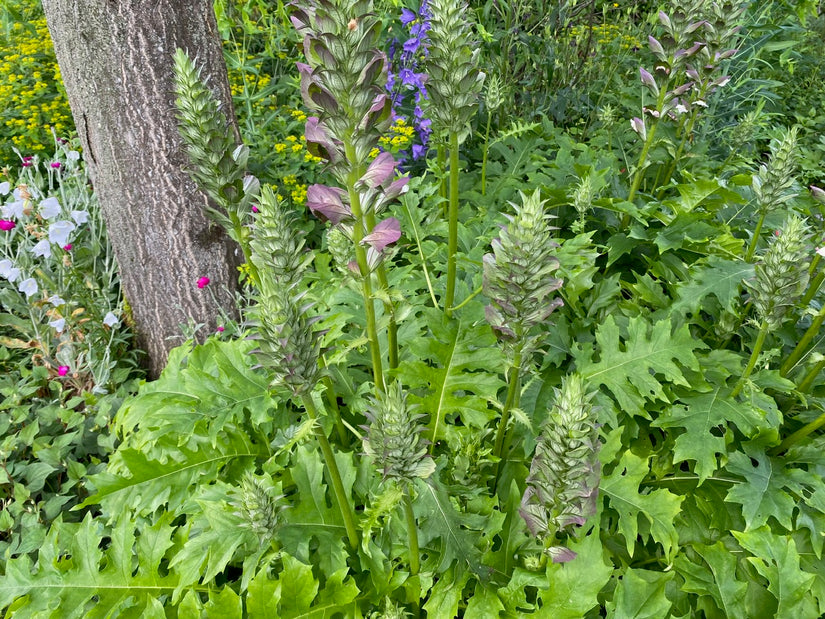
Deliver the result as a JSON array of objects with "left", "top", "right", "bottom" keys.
[
  {"left": 31, "top": 239, "right": 52, "bottom": 258},
  {"left": 817, "top": 246, "right": 825, "bottom": 258},
  {"left": 67, "top": 151, "right": 80, "bottom": 161},
  {"left": 70, "top": 210, "right": 89, "bottom": 225},
  {"left": 0, "top": 182, "right": 9, "bottom": 195},
  {"left": 18, "top": 278, "right": 38, "bottom": 298},
  {"left": 49, "top": 317, "right": 66, "bottom": 333},
  {"left": 40, "top": 197, "right": 62, "bottom": 219},
  {"left": 2, "top": 200, "right": 25, "bottom": 219},
  {"left": 48, "top": 220, "right": 75, "bottom": 246},
  {"left": 103, "top": 311, "right": 119, "bottom": 327},
  {"left": 48, "top": 294, "right": 66, "bottom": 306},
  {"left": 0, "top": 259, "right": 21, "bottom": 282}
]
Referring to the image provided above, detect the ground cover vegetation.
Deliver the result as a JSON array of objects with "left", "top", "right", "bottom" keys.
[{"left": 2, "top": 0, "right": 825, "bottom": 615}]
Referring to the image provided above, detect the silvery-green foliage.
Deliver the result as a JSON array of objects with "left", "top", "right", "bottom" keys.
[
  {"left": 172, "top": 49, "right": 258, "bottom": 228},
  {"left": 424, "top": 0, "right": 484, "bottom": 141},
  {"left": 483, "top": 189, "right": 563, "bottom": 363},
  {"left": 746, "top": 214, "right": 810, "bottom": 329},
  {"left": 520, "top": 374, "right": 599, "bottom": 563},
  {"left": 326, "top": 226, "right": 355, "bottom": 275},
  {"left": 363, "top": 381, "right": 436, "bottom": 483},
  {"left": 753, "top": 126, "right": 800, "bottom": 211}
]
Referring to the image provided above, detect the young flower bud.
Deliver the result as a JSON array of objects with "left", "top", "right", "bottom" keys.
[
  {"left": 746, "top": 214, "right": 811, "bottom": 330},
  {"left": 362, "top": 382, "right": 436, "bottom": 484},
  {"left": 483, "top": 190, "right": 563, "bottom": 363},
  {"left": 753, "top": 126, "right": 800, "bottom": 211},
  {"left": 423, "top": 0, "right": 484, "bottom": 141},
  {"left": 520, "top": 374, "right": 600, "bottom": 563},
  {"left": 232, "top": 471, "right": 286, "bottom": 544},
  {"left": 172, "top": 49, "right": 251, "bottom": 226}
]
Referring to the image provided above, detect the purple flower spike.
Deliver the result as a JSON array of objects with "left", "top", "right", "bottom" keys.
[
  {"left": 362, "top": 217, "right": 401, "bottom": 252},
  {"left": 648, "top": 36, "right": 664, "bottom": 57},
  {"left": 307, "top": 184, "right": 351, "bottom": 224},
  {"left": 383, "top": 175, "right": 410, "bottom": 201},
  {"left": 361, "top": 151, "right": 397, "bottom": 188}
]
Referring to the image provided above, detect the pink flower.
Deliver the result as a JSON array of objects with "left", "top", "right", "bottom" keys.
[
  {"left": 216, "top": 326, "right": 225, "bottom": 333},
  {"left": 251, "top": 205, "right": 259, "bottom": 213},
  {"left": 0, "top": 220, "right": 15, "bottom": 231},
  {"left": 50, "top": 162, "right": 61, "bottom": 169},
  {"left": 58, "top": 366, "right": 69, "bottom": 376},
  {"left": 63, "top": 244, "right": 72, "bottom": 251},
  {"left": 21, "top": 161, "right": 32, "bottom": 168},
  {"left": 197, "top": 276, "right": 210, "bottom": 289}
]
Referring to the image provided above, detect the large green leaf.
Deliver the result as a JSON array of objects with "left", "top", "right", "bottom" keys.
[
  {"left": 601, "top": 449, "right": 683, "bottom": 561},
  {"left": 538, "top": 529, "right": 613, "bottom": 617},
  {"left": 0, "top": 514, "right": 181, "bottom": 615},
  {"left": 733, "top": 526, "right": 818, "bottom": 617},
  {"left": 114, "top": 338, "right": 279, "bottom": 448},
  {"left": 654, "top": 386, "right": 766, "bottom": 483},
  {"left": 605, "top": 569, "right": 674, "bottom": 619},
  {"left": 279, "top": 445, "right": 351, "bottom": 577},
  {"left": 574, "top": 315, "right": 704, "bottom": 416},
  {"left": 669, "top": 256, "right": 754, "bottom": 316},
  {"left": 396, "top": 309, "right": 505, "bottom": 445},
  {"left": 415, "top": 477, "right": 485, "bottom": 576},
  {"left": 85, "top": 428, "right": 269, "bottom": 519},
  {"left": 725, "top": 449, "right": 806, "bottom": 530},
  {"left": 674, "top": 542, "right": 748, "bottom": 617}
]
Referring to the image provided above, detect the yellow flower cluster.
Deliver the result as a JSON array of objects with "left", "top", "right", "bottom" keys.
[
  {"left": 568, "top": 23, "right": 642, "bottom": 50},
  {"left": 0, "top": 18, "right": 74, "bottom": 164},
  {"left": 273, "top": 117, "right": 324, "bottom": 165},
  {"left": 378, "top": 117, "right": 415, "bottom": 154},
  {"left": 282, "top": 173, "right": 307, "bottom": 205}
]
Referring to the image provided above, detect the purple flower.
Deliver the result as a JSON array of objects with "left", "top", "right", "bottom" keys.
[
  {"left": 0, "top": 220, "right": 15, "bottom": 231},
  {"left": 306, "top": 184, "right": 351, "bottom": 224},
  {"left": 412, "top": 144, "right": 427, "bottom": 160},
  {"left": 400, "top": 8, "right": 417, "bottom": 25},
  {"left": 362, "top": 217, "right": 402, "bottom": 252},
  {"left": 360, "top": 151, "right": 397, "bottom": 188},
  {"left": 403, "top": 37, "right": 421, "bottom": 55},
  {"left": 58, "top": 366, "right": 69, "bottom": 376},
  {"left": 197, "top": 277, "right": 210, "bottom": 289},
  {"left": 50, "top": 162, "right": 61, "bottom": 170}
]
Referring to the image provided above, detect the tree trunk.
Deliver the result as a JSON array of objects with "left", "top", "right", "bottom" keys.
[{"left": 42, "top": 0, "right": 242, "bottom": 378}]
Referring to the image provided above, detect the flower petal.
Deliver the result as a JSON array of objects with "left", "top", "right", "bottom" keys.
[
  {"left": 306, "top": 184, "right": 351, "bottom": 224},
  {"left": 362, "top": 217, "right": 401, "bottom": 252}
]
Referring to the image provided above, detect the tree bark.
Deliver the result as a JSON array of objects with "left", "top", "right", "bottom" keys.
[{"left": 42, "top": 0, "right": 242, "bottom": 378}]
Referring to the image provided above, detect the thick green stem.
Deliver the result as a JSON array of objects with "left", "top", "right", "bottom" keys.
[
  {"left": 481, "top": 110, "right": 492, "bottom": 196},
  {"left": 402, "top": 490, "right": 420, "bottom": 575},
  {"left": 732, "top": 321, "right": 769, "bottom": 398},
  {"left": 746, "top": 206, "right": 767, "bottom": 263},
  {"left": 344, "top": 141, "right": 385, "bottom": 391},
  {"left": 780, "top": 305, "right": 825, "bottom": 377},
  {"left": 493, "top": 349, "right": 523, "bottom": 489},
  {"left": 771, "top": 410, "right": 825, "bottom": 455},
  {"left": 301, "top": 394, "right": 359, "bottom": 549},
  {"left": 445, "top": 131, "right": 460, "bottom": 317},
  {"left": 799, "top": 357, "right": 825, "bottom": 393}
]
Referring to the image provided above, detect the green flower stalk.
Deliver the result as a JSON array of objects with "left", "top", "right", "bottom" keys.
[
  {"left": 172, "top": 49, "right": 260, "bottom": 283},
  {"left": 362, "top": 382, "right": 434, "bottom": 575},
  {"left": 746, "top": 126, "right": 800, "bottom": 262},
  {"left": 423, "top": 0, "right": 484, "bottom": 314},
  {"left": 248, "top": 189, "right": 358, "bottom": 549},
  {"left": 292, "top": 0, "right": 407, "bottom": 386},
  {"left": 571, "top": 173, "right": 593, "bottom": 234},
  {"left": 520, "top": 374, "right": 600, "bottom": 564},
  {"left": 480, "top": 73, "right": 504, "bottom": 197},
  {"left": 484, "top": 190, "right": 563, "bottom": 468},
  {"left": 735, "top": 214, "right": 810, "bottom": 396}
]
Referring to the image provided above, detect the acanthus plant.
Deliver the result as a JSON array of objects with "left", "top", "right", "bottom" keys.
[{"left": 627, "top": 0, "right": 743, "bottom": 203}]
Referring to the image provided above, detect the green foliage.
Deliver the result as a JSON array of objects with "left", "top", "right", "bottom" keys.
[{"left": 7, "top": 0, "right": 825, "bottom": 616}]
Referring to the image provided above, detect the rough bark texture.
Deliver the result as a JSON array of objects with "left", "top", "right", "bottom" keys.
[{"left": 42, "top": 0, "right": 242, "bottom": 378}]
